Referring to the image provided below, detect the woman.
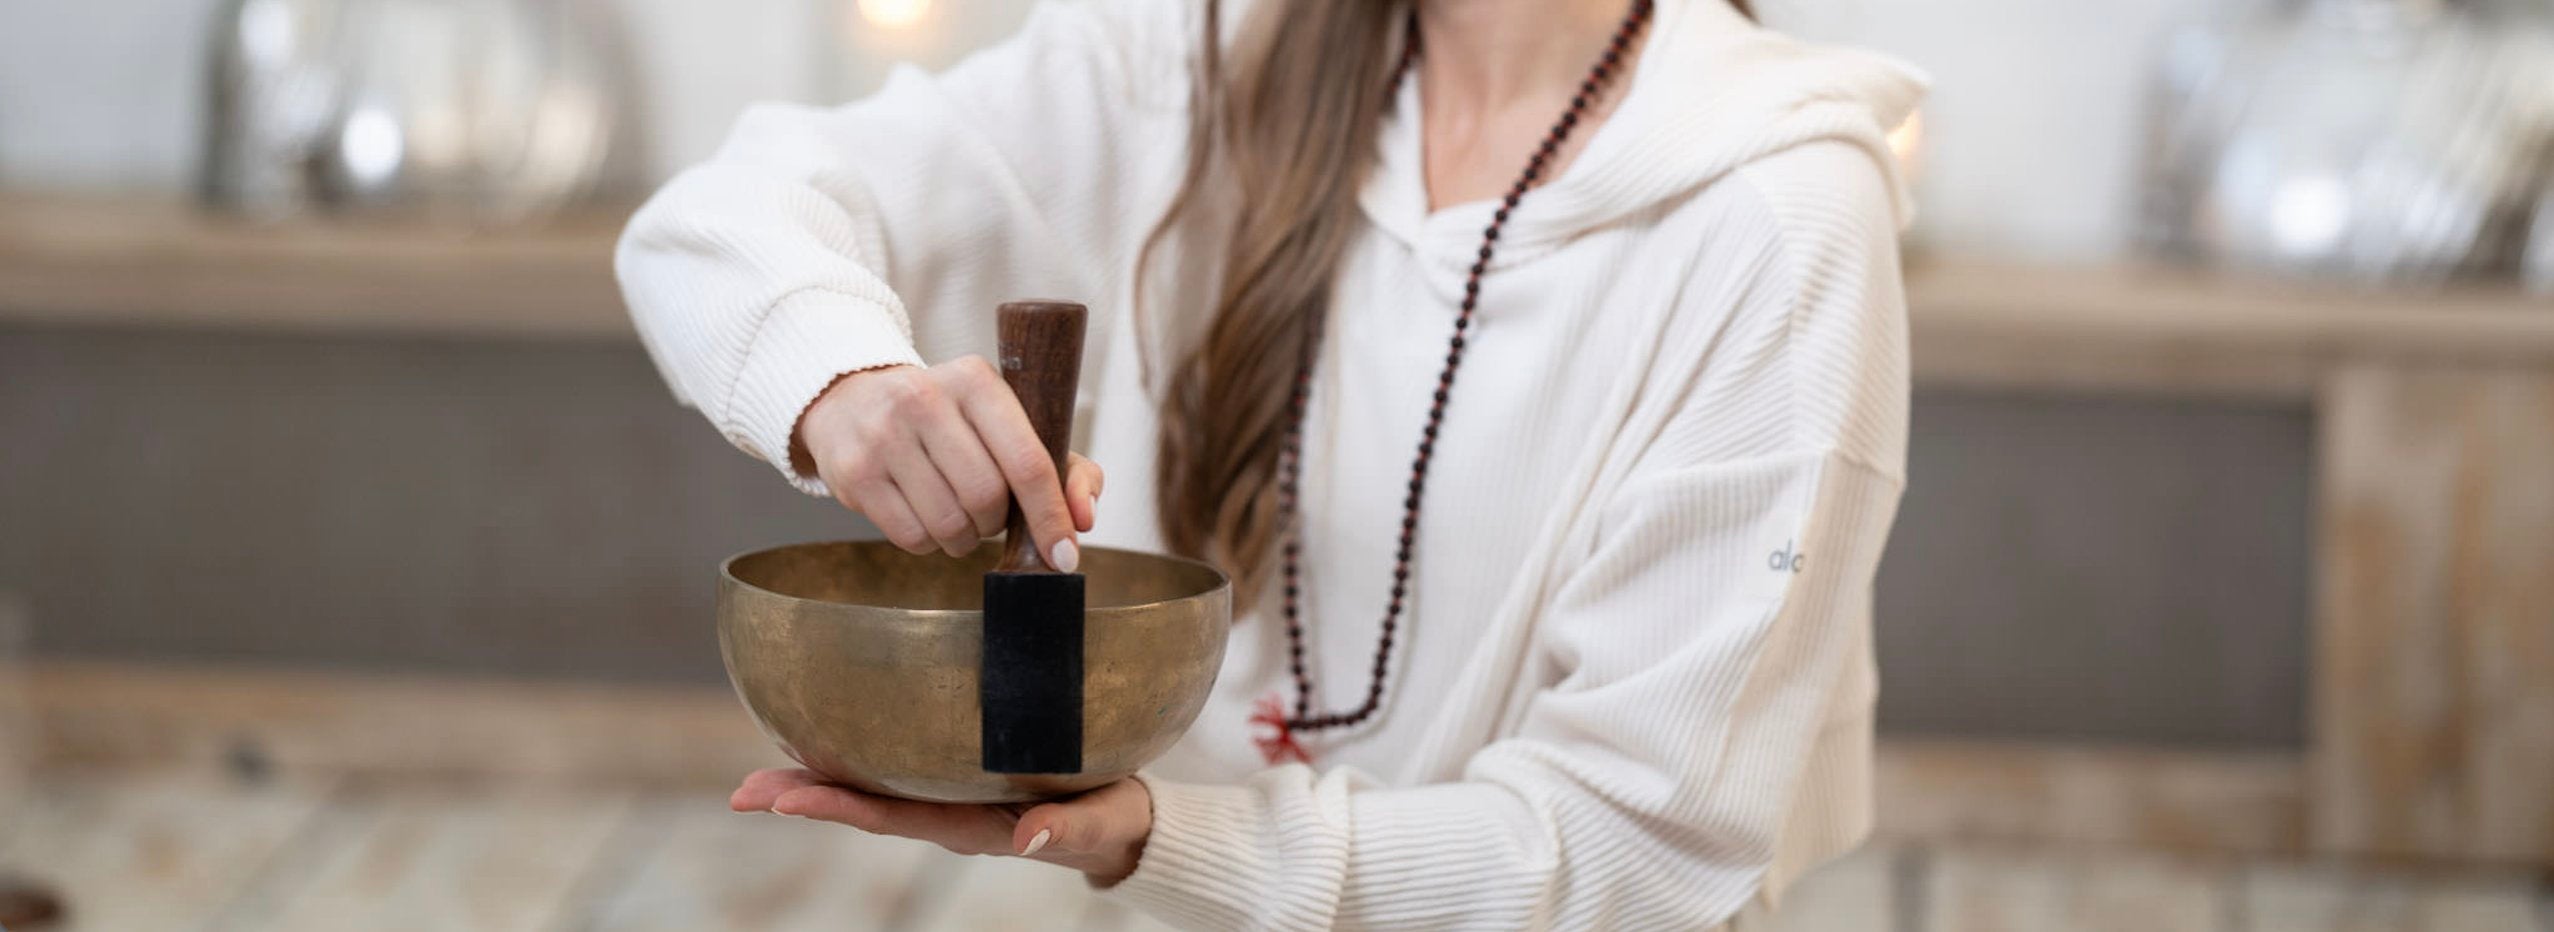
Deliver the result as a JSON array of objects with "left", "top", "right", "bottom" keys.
[{"left": 619, "top": 0, "right": 1923, "bottom": 926}]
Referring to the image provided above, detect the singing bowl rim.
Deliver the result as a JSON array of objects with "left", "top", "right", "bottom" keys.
[{"left": 717, "top": 540, "right": 1231, "bottom": 615}]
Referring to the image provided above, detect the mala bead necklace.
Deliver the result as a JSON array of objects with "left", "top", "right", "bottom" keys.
[{"left": 1251, "top": 0, "right": 1657, "bottom": 765}]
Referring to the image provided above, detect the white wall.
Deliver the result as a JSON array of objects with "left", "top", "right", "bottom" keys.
[
  {"left": 613, "top": 0, "right": 831, "bottom": 177},
  {"left": 0, "top": 0, "right": 2219, "bottom": 259},
  {"left": 1766, "top": 0, "right": 2226, "bottom": 260},
  {"left": 0, "top": 0, "right": 228, "bottom": 191}
]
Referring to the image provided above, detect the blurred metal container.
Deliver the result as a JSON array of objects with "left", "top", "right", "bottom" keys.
[
  {"left": 200, "top": 0, "right": 345, "bottom": 218},
  {"left": 2141, "top": 0, "right": 2554, "bottom": 287},
  {"left": 201, "top": 0, "right": 624, "bottom": 225}
]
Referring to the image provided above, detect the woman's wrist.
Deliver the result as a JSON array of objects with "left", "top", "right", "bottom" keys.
[
  {"left": 788, "top": 364, "right": 911, "bottom": 477},
  {"left": 1081, "top": 831, "right": 1148, "bottom": 886}
]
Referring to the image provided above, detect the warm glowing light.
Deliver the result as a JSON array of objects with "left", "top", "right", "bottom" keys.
[
  {"left": 1887, "top": 111, "right": 1925, "bottom": 170},
  {"left": 857, "top": 0, "right": 931, "bottom": 29}
]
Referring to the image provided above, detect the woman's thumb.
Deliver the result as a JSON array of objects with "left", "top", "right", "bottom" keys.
[{"left": 1014, "top": 806, "right": 1073, "bottom": 857}]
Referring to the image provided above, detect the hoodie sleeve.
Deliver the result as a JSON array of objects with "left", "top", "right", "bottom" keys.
[
  {"left": 613, "top": 0, "right": 1194, "bottom": 494},
  {"left": 1105, "top": 140, "right": 1909, "bottom": 931}
]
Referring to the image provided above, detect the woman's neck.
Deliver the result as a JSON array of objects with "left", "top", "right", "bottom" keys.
[
  {"left": 1412, "top": 0, "right": 1645, "bottom": 210},
  {"left": 1416, "top": 0, "right": 1629, "bottom": 117}
]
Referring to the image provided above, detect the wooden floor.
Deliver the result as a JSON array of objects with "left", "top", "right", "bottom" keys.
[{"left": 1, "top": 770, "right": 2546, "bottom": 932}]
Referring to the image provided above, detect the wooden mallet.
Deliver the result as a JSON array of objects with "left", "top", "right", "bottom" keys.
[{"left": 980, "top": 300, "right": 1087, "bottom": 774}]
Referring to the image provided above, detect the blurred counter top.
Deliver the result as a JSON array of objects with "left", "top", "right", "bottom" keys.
[
  {"left": 1908, "top": 260, "right": 2554, "bottom": 398},
  {"left": 0, "top": 193, "right": 632, "bottom": 341},
  {"left": 5, "top": 193, "right": 2552, "bottom": 397}
]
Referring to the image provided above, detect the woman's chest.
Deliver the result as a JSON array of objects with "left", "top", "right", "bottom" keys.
[
  {"left": 1129, "top": 219, "right": 1713, "bottom": 779},
  {"left": 1298, "top": 235, "right": 1679, "bottom": 576},
  {"left": 1249, "top": 234, "right": 1688, "bottom": 769}
]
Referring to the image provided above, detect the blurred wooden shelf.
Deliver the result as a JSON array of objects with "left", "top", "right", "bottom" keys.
[
  {"left": 1910, "top": 260, "right": 2554, "bottom": 398},
  {"left": 0, "top": 193, "right": 635, "bottom": 341},
  {"left": 37, "top": 656, "right": 2552, "bottom": 867},
  {"left": 17, "top": 659, "right": 2313, "bottom": 861},
  {"left": 4, "top": 193, "right": 2551, "bottom": 393}
]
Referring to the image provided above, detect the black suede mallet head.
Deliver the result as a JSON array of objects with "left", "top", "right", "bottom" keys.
[{"left": 981, "top": 300, "right": 1087, "bottom": 775}]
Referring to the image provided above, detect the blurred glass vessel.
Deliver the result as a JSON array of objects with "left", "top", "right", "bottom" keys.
[
  {"left": 201, "top": 0, "right": 625, "bottom": 225},
  {"left": 2141, "top": 0, "right": 2554, "bottom": 287},
  {"left": 200, "top": 0, "right": 344, "bottom": 218}
]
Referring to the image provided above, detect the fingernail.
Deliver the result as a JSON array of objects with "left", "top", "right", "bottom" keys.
[
  {"left": 1019, "top": 828, "right": 1052, "bottom": 857},
  {"left": 1050, "top": 539, "right": 1079, "bottom": 573}
]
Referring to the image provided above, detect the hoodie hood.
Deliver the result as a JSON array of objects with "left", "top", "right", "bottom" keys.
[{"left": 1359, "top": 0, "right": 1930, "bottom": 268}]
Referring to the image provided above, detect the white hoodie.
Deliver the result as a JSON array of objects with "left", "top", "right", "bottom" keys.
[{"left": 617, "top": 1, "right": 1927, "bottom": 928}]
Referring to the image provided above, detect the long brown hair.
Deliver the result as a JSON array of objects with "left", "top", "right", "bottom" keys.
[{"left": 1146, "top": 0, "right": 1752, "bottom": 603}]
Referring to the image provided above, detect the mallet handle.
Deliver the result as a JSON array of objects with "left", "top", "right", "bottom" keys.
[{"left": 994, "top": 301, "right": 1087, "bottom": 573}]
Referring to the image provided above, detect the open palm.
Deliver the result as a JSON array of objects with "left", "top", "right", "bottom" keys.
[{"left": 728, "top": 768, "right": 1153, "bottom": 884}]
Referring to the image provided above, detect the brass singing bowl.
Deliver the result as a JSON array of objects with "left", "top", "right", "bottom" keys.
[{"left": 718, "top": 541, "right": 1231, "bottom": 803}]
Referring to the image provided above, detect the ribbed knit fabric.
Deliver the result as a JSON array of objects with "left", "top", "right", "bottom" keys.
[{"left": 617, "top": 1, "right": 1927, "bottom": 928}]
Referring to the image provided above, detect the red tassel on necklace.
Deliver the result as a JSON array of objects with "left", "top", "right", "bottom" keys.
[{"left": 1250, "top": 693, "right": 1313, "bottom": 765}]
